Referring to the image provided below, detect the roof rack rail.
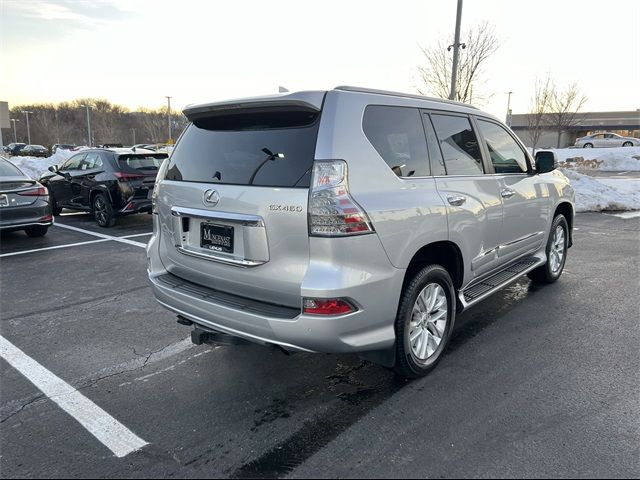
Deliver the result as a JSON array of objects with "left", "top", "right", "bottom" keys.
[{"left": 333, "top": 86, "right": 478, "bottom": 110}]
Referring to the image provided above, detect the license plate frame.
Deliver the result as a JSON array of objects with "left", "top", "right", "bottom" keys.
[{"left": 200, "top": 223, "right": 234, "bottom": 254}]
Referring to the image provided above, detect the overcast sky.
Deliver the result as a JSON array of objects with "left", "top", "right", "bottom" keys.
[{"left": 1, "top": 0, "right": 639, "bottom": 119}]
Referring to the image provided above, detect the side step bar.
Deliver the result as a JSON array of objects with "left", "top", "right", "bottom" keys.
[{"left": 459, "top": 256, "right": 546, "bottom": 310}]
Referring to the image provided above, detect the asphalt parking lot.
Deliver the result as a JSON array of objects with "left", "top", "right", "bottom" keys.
[{"left": 1, "top": 211, "right": 638, "bottom": 478}]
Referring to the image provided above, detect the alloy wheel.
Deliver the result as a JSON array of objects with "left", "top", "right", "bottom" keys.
[
  {"left": 408, "top": 283, "right": 448, "bottom": 361},
  {"left": 549, "top": 225, "right": 566, "bottom": 273}
]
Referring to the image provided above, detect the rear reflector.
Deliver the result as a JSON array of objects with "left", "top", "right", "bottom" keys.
[
  {"left": 303, "top": 298, "right": 356, "bottom": 316},
  {"left": 39, "top": 214, "right": 53, "bottom": 222},
  {"left": 18, "top": 185, "right": 48, "bottom": 196}
]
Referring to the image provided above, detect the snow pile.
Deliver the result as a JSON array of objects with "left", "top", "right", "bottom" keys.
[
  {"left": 543, "top": 146, "right": 640, "bottom": 171},
  {"left": 7, "top": 150, "right": 78, "bottom": 180},
  {"left": 561, "top": 169, "right": 640, "bottom": 212}
]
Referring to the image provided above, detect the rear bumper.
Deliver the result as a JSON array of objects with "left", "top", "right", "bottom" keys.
[
  {"left": 119, "top": 199, "right": 152, "bottom": 215},
  {"left": 0, "top": 219, "right": 53, "bottom": 231},
  {"left": 0, "top": 201, "right": 53, "bottom": 231},
  {"left": 147, "top": 231, "right": 404, "bottom": 354}
]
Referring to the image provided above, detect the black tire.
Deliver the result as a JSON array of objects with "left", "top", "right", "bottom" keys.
[
  {"left": 25, "top": 225, "right": 49, "bottom": 237},
  {"left": 622, "top": 141, "right": 633, "bottom": 147},
  {"left": 394, "top": 265, "right": 456, "bottom": 379},
  {"left": 92, "top": 193, "right": 116, "bottom": 228},
  {"left": 583, "top": 143, "right": 593, "bottom": 148},
  {"left": 49, "top": 192, "right": 62, "bottom": 216},
  {"left": 528, "top": 215, "right": 569, "bottom": 284}
]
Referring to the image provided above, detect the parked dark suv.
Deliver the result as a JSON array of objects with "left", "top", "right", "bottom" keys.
[{"left": 40, "top": 148, "right": 167, "bottom": 227}]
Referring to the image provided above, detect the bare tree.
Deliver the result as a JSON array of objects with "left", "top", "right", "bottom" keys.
[
  {"left": 546, "top": 83, "right": 587, "bottom": 148},
  {"left": 527, "top": 76, "right": 554, "bottom": 153},
  {"left": 417, "top": 22, "right": 499, "bottom": 104}
]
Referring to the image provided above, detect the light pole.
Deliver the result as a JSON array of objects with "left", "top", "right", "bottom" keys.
[
  {"left": 21, "top": 111, "right": 33, "bottom": 144},
  {"left": 10, "top": 119, "right": 19, "bottom": 143},
  {"left": 80, "top": 105, "right": 92, "bottom": 147},
  {"left": 448, "top": 0, "right": 464, "bottom": 101},
  {"left": 505, "top": 91, "right": 514, "bottom": 126},
  {"left": 131, "top": 128, "right": 136, "bottom": 146},
  {"left": 165, "top": 96, "right": 172, "bottom": 143}
]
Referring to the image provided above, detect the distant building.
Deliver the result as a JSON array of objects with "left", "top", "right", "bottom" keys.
[{"left": 510, "top": 110, "right": 640, "bottom": 148}]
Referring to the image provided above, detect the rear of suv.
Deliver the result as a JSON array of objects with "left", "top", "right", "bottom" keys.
[{"left": 148, "top": 87, "right": 575, "bottom": 378}]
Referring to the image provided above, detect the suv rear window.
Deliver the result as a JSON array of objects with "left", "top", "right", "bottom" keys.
[
  {"left": 165, "top": 108, "right": 320, "bottom": 187},
  {"left": 118, "top": 154, "right": 168, "bottom": 171}
]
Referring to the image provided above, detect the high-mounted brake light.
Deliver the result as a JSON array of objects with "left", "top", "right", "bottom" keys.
[
  {"left": 308, "top": 160, "right": 374, "bottom": 236},
  {"left": 18, "top": 185, "right": 48, "bottom": 196},
  {"left": 303, "top": 298, "right": 356, "bottom": 316},
  {"left": 114, "top": 172, "right": 144, "bottom": 181}
]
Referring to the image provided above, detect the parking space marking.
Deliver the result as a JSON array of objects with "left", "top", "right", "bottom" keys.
[
  {"left": 54, "top": 223, "right": 147, "bottom": 248},
  {"left": 0, "top": 335, "right": 148, "bottom": 458},
  {"left": 0, "top": 239, "right": 111, "bottom": 258},
  {"left": 120, "top": 232, "right": 153, "bottom": 239}
]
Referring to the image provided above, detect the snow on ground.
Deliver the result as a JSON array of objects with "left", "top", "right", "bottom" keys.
[
  {"left": 542, "top": 146, "right": 640, "bottom": 171},
  {"left": 561, "top": 169, "right": 640, "bottom": 212},
  {"left": 7, "top": 150, "right": 76, "bottom": 180}
]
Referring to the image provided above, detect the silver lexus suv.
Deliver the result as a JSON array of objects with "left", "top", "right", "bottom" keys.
[{"left": 147, "top": 87, "right": 574, "bottom": 378}]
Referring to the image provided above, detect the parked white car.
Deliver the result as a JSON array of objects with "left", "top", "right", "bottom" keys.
[{"left": 574, "top": 132, "right": 640, "bottom": 148}]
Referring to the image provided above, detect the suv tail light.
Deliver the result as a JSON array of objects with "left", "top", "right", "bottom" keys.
[
  {"left": 114, "top": 172, "right": 144, "bottom": 181},
  {"left": 18, "top": 185, "right": 48, "bottom": 196},
  {"left": 303, "top": 298, "right": 356, "bottom": 316},
  {"left": 308, "top": 160, "right": 374, "bottom": 236}
]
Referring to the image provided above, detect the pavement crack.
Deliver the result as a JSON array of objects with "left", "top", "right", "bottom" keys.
[{"left": 0, "top": 394, "right": 46, "bottom": 424}]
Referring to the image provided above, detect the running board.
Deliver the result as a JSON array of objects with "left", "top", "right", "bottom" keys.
[{"left": 459, "top": 256, "right": 546, "bottom": 310}]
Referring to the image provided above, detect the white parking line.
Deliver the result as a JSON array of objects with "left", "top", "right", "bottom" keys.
[
  {"left": 0, "top": 239, "right": 110, "bottom": 258},
  {"left": 0, "top": 335, "right": 148, "bottom": 458},
  {"left": 120, "top": 232, "right": 153, "bottom": 239},
  {"left": 54, "top": 223, "right": 147, "bottom": 248}
]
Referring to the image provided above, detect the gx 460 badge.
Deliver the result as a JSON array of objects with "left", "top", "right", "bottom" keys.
[{"left": 269, "top": 204, "right": 303, "bottom": 212}]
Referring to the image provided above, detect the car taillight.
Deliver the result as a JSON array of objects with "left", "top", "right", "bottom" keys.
[
  {"left": 114, "top": 172, "right": 144, "bottom": 181},
  {"left": 303, "top": 298, "right": 356, "bottom": 316},
  {"left": 18, "top": 185, "right": 48, "bottom": 196},
  {"left": 308, "top": 160, "right": 374, "bottom": 236}
]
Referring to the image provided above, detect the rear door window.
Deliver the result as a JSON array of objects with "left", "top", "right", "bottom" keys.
[
  {"left": 165, "top": 108, "right": 320, "bottom": 187},
  {"left": 363, "top": 106, "right": 429, "bottom": 177},
  {"left": 431, "top": 114, "right": 484, "bottom": 175}
]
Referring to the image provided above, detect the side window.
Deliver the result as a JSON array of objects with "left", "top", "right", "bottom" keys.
[
  {"left": 477, "top": 119, "right": 529, "bottom": 174},
  {"left": 82, "top": 152, "right": 103, "bottom": 170},
  {"left": 431, "top": 114, "right": 484, "bottom": 175},
  {"left": 423, "top": 114, "right": 446, "bottom": 176},
  {"left": 363, "top": 106, "right": 429, "bottom": 178},
  {"left": 61, "top": 153, "right": 85, "bottom": 171}
]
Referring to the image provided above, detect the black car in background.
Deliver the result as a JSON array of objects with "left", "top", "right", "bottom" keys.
[
  {"left": 20, "top": 145, "right": 49, "bottom": 157},
  {"left": 4, "top": 143, "right": 27, "bottom": 156},
  {"left": 0, "top": 156, "right": 53, "bottom": 237},
  {"left": 39, "top": 148, "right": 167, "bottom": 227}
]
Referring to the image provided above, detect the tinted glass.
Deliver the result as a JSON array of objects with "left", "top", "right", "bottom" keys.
[
  {"left": 431, "top": 114, "right": 484, "bottom": 175},
  {"left": 81, "top": 152, "right": 103, "bottom": 170},
  {"left": 0, "top": 158, "right": 25, "bottom": 177},
  {"left": 477, "top": 119, "right": 528, "bottom": 174},
  {"left": 165, "top": 109, "right": 320, "bottom": 187},
  {"left": 423, "top": 114, "right": 446, "bottom": 176},
  {"left": 61, "top": 153, "right": 86, "bottom": 171},
  {"left": 118, "top": 154, "right": 168, "bottom": 171},
  {"left": 363, "top": 106, "right": 429, "bottom": 177}
]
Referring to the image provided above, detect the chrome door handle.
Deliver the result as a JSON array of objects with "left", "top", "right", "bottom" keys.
[
  {"left": 501, "top": 188, "right": 516, "bottom": 199},
  {"left": 447, "top": 195, "right": 467, "bottom": 206}
]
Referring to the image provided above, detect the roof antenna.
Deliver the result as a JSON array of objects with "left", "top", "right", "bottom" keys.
[{"left": 278, "top": 86, "right": 289, "bottom": 93}]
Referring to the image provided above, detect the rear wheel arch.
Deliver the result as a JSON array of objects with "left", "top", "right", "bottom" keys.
[{"left": 404, "top": 241, "right": 464, "bottom": 292}]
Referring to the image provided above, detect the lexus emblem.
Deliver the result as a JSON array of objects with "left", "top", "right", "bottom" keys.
[{"left": 203, "top": 189, "right": 220, "bottom": 207}]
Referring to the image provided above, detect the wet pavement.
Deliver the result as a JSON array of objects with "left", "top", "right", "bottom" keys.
[{"left": 1, "top": 211, "right": 639, "bottom": 478}]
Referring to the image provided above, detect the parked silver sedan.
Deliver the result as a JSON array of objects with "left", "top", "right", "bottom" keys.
[
  {"left": 0, "top": 156, "right": 53, "bottom": 237},
  {"left": 574, "top": 132, "right": 640, "bottom": 148}
]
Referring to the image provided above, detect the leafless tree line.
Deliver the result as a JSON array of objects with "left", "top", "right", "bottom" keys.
[
  {"left": 527, "top": 78, "right": 587, "bottom": 150},
  {"left": 2, "top": 99, "right": 189, "bottom": 148}
]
